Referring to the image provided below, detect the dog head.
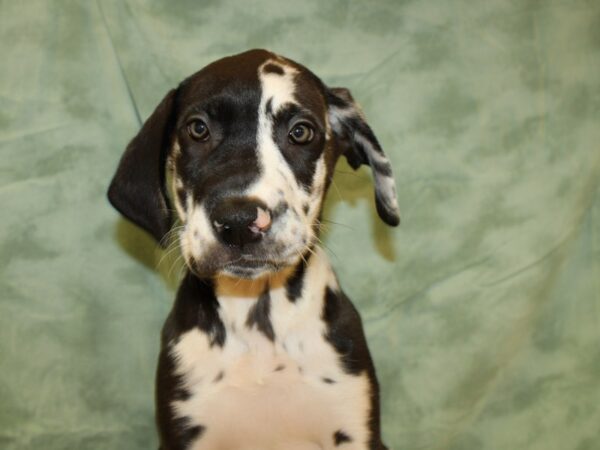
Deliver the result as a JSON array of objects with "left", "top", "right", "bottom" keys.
[{"left": 108, "top": 49, "right": 399, "bottom": 279}]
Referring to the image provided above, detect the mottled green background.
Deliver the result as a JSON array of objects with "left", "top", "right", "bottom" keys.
[{"left": 1, "top": 1, "right": 599, "bottom": 449}]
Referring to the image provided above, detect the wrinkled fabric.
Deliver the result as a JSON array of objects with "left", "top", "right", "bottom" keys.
[{"left": 1, "top": 1, "right": 599, "bottom": 449}]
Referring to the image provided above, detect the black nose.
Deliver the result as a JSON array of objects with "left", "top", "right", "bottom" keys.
[{"left": 210, "top": 198, "right": 271, "bottom": 247}]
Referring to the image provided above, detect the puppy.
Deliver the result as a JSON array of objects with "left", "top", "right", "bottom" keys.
[{"left": 108, "top": 49, "right": 399, "bottom": 450}]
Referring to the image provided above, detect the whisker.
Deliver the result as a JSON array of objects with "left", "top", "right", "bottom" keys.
[
  {"left": 159, "top": 225, "right": 184, "bottom": 248},
  {"left": 157, "top": 239, "right": 183, "bottom": 268},
  {"left": 295, "top": 248, "right": 309, "bottom": 266},
  {"left": 313, "top": 235, "right": 338, "bottom": 260},
  {"left": 331, "top": 179, "right": 344, "bottom": 202},
  {"left": 168, "top": 253, "right": 186, "bottom": 281},
  {"left": 334, "top": 169, "right": 363, "bottom": 179},
  {"left": 320, "top": 218, "right": 354, "bottom": 230},
  {"left": 303, "top": 244, "right": 317, "bottom": 258},
  {"left": 163, "top": 254, "right": 180, "bottom": 276},
  {"left": 177, "top": 262, "right": 187, "bottom": 280},
  {"left": 313, "top": 220, "right": 333, "bottom": 235},
  {"left": 234, "top": 276, "right": 244, "bottom": 288}
]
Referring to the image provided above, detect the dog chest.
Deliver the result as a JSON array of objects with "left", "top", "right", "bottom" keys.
[{"left": 169, "top": 287, "right": 372, "bottom": 450}]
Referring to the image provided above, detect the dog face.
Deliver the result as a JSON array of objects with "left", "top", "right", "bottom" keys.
[{"left": 108, "top": 49, "right": 399, "bottom": 279}]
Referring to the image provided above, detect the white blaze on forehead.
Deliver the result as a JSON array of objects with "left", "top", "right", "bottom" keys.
[
  {"left": 247, "top": 60, "right": 300, "bottom": 209},
  {"left": 261, "top": 63, "right": 299, "bottom": 112}
]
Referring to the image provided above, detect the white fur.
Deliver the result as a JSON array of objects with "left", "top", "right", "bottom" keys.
[
  {"left": 171, "top": 248, "right": 371, "bottom": 450},
  {"left": 172, "top": 178, "right": 188, "bottom": 222},
  {"left": 246, "top": 61, "right": 301, "bottom": 207},
  {"left": 180, "top": 201, "right": 219, "bottom": 268},
  {"left": 328, "top": 105, "right": 354, "bottom": 134}
]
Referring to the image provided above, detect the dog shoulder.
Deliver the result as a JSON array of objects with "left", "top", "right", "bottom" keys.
[
  {"left": 161, "top": 273, "right": 226, "bottom": 348},
  {"left": 321, "top": 286, "right": 376, "bottom": 375}
]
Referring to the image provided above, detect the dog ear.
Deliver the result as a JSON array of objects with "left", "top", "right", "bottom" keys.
[
  {"left": 326, "top": 87, "right": 400, "bottom": 226},
  {"left": 107, "top": 89, "right": 177, "bottom": 245}
]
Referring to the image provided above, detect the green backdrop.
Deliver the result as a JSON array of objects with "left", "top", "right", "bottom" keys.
[{"left": 1, "top": 1, "right": 599, "bottom": 449}]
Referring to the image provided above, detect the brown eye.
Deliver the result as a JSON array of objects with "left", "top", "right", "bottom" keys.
[
  {"left": 187, "top": 119, "right": 210, "bottom": 141},
  {"left": 289, "top": 123, "right": 314, "bottom": 144}
]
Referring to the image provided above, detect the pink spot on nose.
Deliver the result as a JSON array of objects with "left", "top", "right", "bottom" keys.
[{"left": 249, "top": 207, "right": 271, "bottom": 234}]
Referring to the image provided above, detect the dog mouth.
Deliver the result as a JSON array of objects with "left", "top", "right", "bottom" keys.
[
  {"left": 222, "top": 260, "right": 285, "bottom": 278},
  {"left": 187, "top": 252, "right": 300, "bottom": 279}
]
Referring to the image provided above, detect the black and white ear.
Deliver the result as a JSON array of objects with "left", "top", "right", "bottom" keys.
[
  {"left": 107, "top": 89, "right": 177, "bottom": 245},
  {"left": 327, "top": 87, "right": 400, "bottom": 226}
]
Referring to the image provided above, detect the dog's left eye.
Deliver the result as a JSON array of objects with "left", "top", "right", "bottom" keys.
[
  {"left": 289, "top": 123, "right": 315, "bottom": 145},
  {"left": 187, "top": 119, "right": 210, "bottom": 141}
]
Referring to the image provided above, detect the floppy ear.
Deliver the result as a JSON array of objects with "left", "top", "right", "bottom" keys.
[
  {"left": 326, "top": 87, "right": 400, "bottom": 226},
  {"left": 107, "top": 89, "right": 177, "bottom": 244}
]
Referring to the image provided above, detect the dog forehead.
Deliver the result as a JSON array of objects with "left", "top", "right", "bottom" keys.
[
  {"left": 259, "top": 58, "right": 327, "bottom": 117},
  {"left": 176, "top": 49, "right": 326, "bottom": 118},
  {"left": 176, "top": 50, "right": 268, "bottom": 108}
]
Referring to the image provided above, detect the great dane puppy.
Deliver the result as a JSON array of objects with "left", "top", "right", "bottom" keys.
[{"left": 108, "top": 49, "right": 399, "bottom": 450}]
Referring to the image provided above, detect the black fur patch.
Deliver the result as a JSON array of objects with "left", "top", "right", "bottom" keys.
[
  {"left": 265, "top": 97, "right": 274, "bottom": 116},
  {"left": 174, "top": 50, "right": 266, "bottom": 222},
  {"left": 333, "top": 430, "right": 352, "bottom": 446},
  {"left": 321, "top": 285, "right": 387, "bottom": 375},
  {"left": 270, "top": 102, "right": 327, "bottom": 189},
  {"left": 263, "top": 63, "right": 284, "bottom": 75},
  {"left": 326, "top": 87, "right": 353, "bottom": 108},
  {"left": 286, "top": 260, "right": 306, "bottom": 302},
  {"left": 322, "top": 377, "right": 336, "bottom": 384},
  {"left": 195, "top": 282, "right": 227, "bottom": 347},
  {"left": 326, "top": 94, "right": 350, "bottom": 110},
  {"left": 322, "top": 287, "right": 361, "bottom": 374},
  {"left": 213, "top": 371, "right": 225, "bottom": 383},
  {"left": 246, "top": 290, "right": 275, "bottom": 341},
  {"left": 156, "top": 348, "right": 191, "bottom": 403},
  {"left": 174, "top": 418, "right": 205, "bottom": 449},
  {"left": 158, "top": 414, "right": 205, "bottom": 450},
  {"left": 161, "top": 273, "right": 226, "bottom": 348}
]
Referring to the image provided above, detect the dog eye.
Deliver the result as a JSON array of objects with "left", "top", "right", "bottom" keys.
[
  {"left": 289, "top": 123, "right": 314, "bottom": 145},
  {"left": 187, "top": 119, "right": 210, "bottom": 141}
]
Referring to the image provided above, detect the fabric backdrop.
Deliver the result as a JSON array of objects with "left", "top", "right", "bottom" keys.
[{"left": 1, "top": 1, "right": 599, "bottom": 449}]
